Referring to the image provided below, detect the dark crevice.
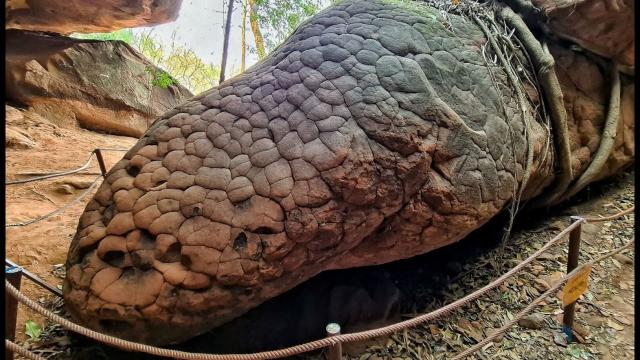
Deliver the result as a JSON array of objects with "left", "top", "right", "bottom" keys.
[
  {"left": 126, "top": 165, "right": 140, "bottom": 177},
  {"left": 131, "top": 251, "right": 154, "bottom": 270},
  {"left": 161, "top": 242, "right": 182, "bottom": 263},
  {"left": 77, "top": 243, "right": 99, "bottom": 263},
  {"left": 233, "top": 232, "right": 248, "bottom": 250},
  {"left": 181, "top": 253, "right": 192, "bottom": 267},
  {"left": 252, "top": 227, "right": 278, "bottom": 235},
  {"left": 102, "top": 251, "right": 125, "bottom": 267},
  {"left": 139, "top": 229, "right": 156, "bottom": 248},
  {"left": 101, "top": 204, "right": 116, "bottom": 225},
  {"left": 121, "top": 267, "right": 136, "bottom": 278},
  {"left": 192, "top": 205, "right": 202, "bottom": 216},
  {"left": 99, "top": 319, "right": 132, "bottom": 333},
  {"left": 375, "top": 218, "right": 392, "bottom": 235}
]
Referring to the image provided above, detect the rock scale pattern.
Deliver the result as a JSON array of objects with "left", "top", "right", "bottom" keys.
[{"left": 64, "top": 0, "right": 555, "bottom": 345}]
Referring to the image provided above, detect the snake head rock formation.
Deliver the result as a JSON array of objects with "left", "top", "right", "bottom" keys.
[{"left": 63, "top": 0, "right": 630, "bottom": 345}]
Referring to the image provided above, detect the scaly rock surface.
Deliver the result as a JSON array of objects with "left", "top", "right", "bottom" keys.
[
  {"left": 6, "top": 30, "right": 192, "bottom": 138},
  {"left": 63, "top": 0, "right": 634, "bottom": 345}
]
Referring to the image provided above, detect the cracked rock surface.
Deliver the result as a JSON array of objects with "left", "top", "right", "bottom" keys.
[{"left": 63, "top": 0, "right": 634, "bottom": 345}]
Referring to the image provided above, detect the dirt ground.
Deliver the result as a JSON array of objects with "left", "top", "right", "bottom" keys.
[
  {"left": 5, "top": 107, "right": 136, "bottom": 347},
  {"left": 5, "top": 108, "right": 635, "bottom": 359}
]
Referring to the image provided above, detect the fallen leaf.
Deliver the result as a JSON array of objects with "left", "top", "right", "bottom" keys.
[
  {"left": 607, "top": 319, "right": 624, "bottom": 331},
  {"left": 615, "top": 315, "right": 632, "bottom": 325},
  {"left": 428, "top": 324, "right": 440, "bottom": 336},
  {"left": 554, "top": 332, "right": 568, "bottom": 347},
  {"left": 25, "top": 321, "right": 42, "bottom": 341},
  {"left": 611, "top": 258, "right": 622, "bottom": 269}
]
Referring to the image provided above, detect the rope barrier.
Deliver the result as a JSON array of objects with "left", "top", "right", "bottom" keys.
[
  {"left": 2, "top": 219, "right": 588, "bottom": 359},
  {"left": 5, "top": 197, "right": 633, "bottom": 360},
  {"left": 5, "top": 148, "right": 128, "bottom": 185},
  {"left": 5, "top": 152, "right": 95, "bottom": 185},
  {"left": 5, "top": 339, "right": 47, "bottom": 360},
  {"left": 5, "top": 259, "right": 63, "bottom": 297},
  {"left": 6, "top": 176, "right": 102, "bottom": 228},
  {"left": 453, "top": 238, "right": 635, "bottom": 359},
  {"left": 583, "top": 206, "right": 634, "bottom": 222},
  {"left": 95, "top": 148, "right": 129, "bottom": 152}
]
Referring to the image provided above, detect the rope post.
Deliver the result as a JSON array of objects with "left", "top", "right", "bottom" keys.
[
  {"left": 562, "top": 216, "right": 582, "bottom": 341},
  {"left": 325, "top": 323, "right": 342, "bottom": 360},
  {"left": 5, "top": 260, "right": 62, "bottom": 298},
  {"left": 94, "top": 149, "right": 108, "bottom": 177},
  {"left": 6, "top": 266, "right": 23, "bottom": 360}
]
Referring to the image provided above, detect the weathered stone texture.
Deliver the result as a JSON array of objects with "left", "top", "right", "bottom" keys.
[
  {"left": 6, "top": 0, "right": 183, "bottom": 35},
  {"left": 63, "top": 0, "right": 634, "bottom": 345},
  {"left": 6, "top": 30, "right": 192, "bottom": 137}
]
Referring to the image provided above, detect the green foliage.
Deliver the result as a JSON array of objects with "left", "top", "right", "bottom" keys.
[
  {"left": 251, "top": 0, "right": 324, "bottom": 53},
  {"left": 71, "top": 30, "right": 220, "bottom": 94},
  {"left": 71, "top": 29, "right": 135, "bottom": 44},
  {"left": 132, "top": 30, "right": 221, "bottom": 93},
  {"left": 144, "top": 66, "right": 176, "bottom": 89},
  {"left": 25, "top": 320, "right": 42, "bottom": 341}
]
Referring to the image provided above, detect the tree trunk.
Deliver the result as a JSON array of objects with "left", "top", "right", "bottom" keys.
[
  {"left": 241, "top": 0, "right": 247, "bottom": 71},
  {"left": 248, "top": 0, "right": 266, "bottom": 59},
  {"left": 219, "top": 0, "right": 235, "bottom": 83}
]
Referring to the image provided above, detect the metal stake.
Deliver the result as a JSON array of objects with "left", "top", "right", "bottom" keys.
[
  {"left": 562, "top": 216, "right": 582, "bottom": 341},
  {"left": 94, "top": 149, "right": 108, "bottom": 177},
  {"left": 5, "top": 259, "right": 62, "bottom": 297},
  {"left": 325, "top": 323, "right": 342, "bottom": 360},
  {"left": 6, "top": 266, "right": 23, "bottom": 360}
]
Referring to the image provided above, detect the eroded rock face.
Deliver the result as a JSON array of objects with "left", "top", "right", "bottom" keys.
[
  {"left": 6, "top": 30, "right": 192, "bottom": 137},
  {"left": 63, "top": 0, "right": 633, "bottom": 345},
  {"left": 549, "top": 44, "right": 635, "bottom": 182},
  {"left": 532, "top": 0, "right": 634, "bottom": 71},
  {"left": 6, "top": 0, "right": 183, "bottom": 35}
]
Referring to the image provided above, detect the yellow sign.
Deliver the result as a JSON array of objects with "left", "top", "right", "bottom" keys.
[{"left": 562, "top": 265, "right": 592, "bottom": 307}]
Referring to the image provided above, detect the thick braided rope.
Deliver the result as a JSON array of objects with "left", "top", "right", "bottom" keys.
[
  {"left": 4, "top": 219, "right": 586, "bottom": 359},
  {"left": 6, "top": 176, "right": 102, "bottom": 228},
  {"left": 6, "top": 206, "right": 633, "bottom": 359},
  {"left": 453, "top": 237, "right": 635, "bottom": 359},
  {"left": 6, "top": 152, "right": 94, "bottom": 185},
  {"left": 583, "top": 206, "right": 634, "bottom": 222},
  {"left": 5, "top": 148, "right": 127, "bottom": 185},
  {"left": 6, "top": 279, "right": 328, "bottom": 360},
  {"left": 5, "top": 339, "right": 46, "bottom": 360}
]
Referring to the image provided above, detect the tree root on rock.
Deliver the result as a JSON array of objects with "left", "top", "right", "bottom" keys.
[
  {"left": 558, "top": 63, "right": 621, "bottom": 202},
  {"left": 472, "top": 13, "right": 534, "bottom": 208},
  {"left": 498, "top": 5, "right": 573, "bottom": 208}
]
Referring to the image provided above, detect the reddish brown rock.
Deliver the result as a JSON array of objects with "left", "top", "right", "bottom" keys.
[
  {"left": 62, "top": 0, "right": 634, "bottom": 346},
  {"left": 6, "top": 0, "right": 183, "bottom": 35},
  {"left": 532, "top": 0, "right": 634, "bottom": 71},
  {"left": 6, "top": 30, "right": 192, "bottom": 137}
]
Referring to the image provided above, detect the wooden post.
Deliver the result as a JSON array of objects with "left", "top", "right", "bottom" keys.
[
  {"left": 562, "top": 216, "right": 582, "bottom": 341},
  {"left": 94, "top": 149, "right": 108, "bottom": 177},
  {"left": 325, "top": 323, "right": 342, "bottom": 360},
  {"left": 6, "top": 266, "right": 23, "bottom": 360},
  {"left": 219, "top": 0, "right": 235, "bottom": 83}
]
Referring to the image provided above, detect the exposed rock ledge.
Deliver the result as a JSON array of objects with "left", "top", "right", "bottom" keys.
[
  {"left": 6, "top": 0, "right": 183, "bottom": 35},
  {"left": 6, "top": 30, "right": 193, "bottom": 138}
]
